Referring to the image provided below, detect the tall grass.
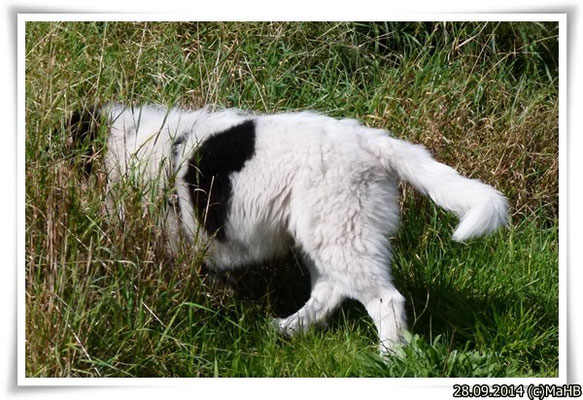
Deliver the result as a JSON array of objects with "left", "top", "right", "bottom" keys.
[{"left": 25, "top": 21, "right": 558, "bottom": 377}]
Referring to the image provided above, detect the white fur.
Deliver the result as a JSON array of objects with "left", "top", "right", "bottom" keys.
[{"left": 102, "top": 104, "right": 508, "bottom": 353}]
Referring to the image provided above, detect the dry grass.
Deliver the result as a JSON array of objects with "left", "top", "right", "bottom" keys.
[{"left": 25, "top": 21, "right": 559, "bottom": 377}]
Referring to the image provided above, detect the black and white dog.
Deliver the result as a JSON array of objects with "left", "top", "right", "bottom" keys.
[{"left": 71, "top": 103, "right": 508, "bottom": 354}]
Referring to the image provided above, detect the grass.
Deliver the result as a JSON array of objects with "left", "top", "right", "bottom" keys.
[{"left": 25, "top": 21, "right": 559, "bottom": 377}]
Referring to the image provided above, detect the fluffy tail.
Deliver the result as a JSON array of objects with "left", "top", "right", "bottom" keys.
[{"left": 364, "top": 132, "right": 508, "bottom": 241}]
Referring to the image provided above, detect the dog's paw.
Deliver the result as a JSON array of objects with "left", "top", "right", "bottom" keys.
[
  {"left": 272, "top": 316, "right": 300, "bottom": 337},
  {"left": 378, "top": 340, "right": 402, "bottom": 357},
  {"left": 378, "top": 330, "right": 411, "bottom": 357}
]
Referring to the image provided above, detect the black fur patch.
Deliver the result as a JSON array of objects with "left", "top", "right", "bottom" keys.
[
  {"left": 67, "top": 107, "right": 100, "bottom": 175},
  {"left": 184, "top": 119, "right": 256, "bottom": 241}
]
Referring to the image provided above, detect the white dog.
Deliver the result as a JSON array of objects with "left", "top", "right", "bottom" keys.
[{"left": 74, "top": 104, "right": 508, "bottom": 354}]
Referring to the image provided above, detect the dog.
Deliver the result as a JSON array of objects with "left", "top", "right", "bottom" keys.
[{"left": 69, "top": 103, "right": 508, "bottom": 354}]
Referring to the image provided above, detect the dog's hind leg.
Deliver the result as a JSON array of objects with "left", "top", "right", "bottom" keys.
[
  {"left": 273, "top": 244, "right": 407, "bottom": 355},
  {"left": 321, "top": 247, "right": 407, "bottom": 354},
  {"left": 335, "top": 239, "right": 407, "bottom": 353},
  {"left": 320, "top": 246, "right": 407, "bottom": 354},
  {"left": 273, "top": 254, "right": 345, "bottom": 336},
  {"left": 356, "top": 278, "right": 407, "bottom": 354},
  {"left": 274, "top": 279, "right": 343, "bottom": 336},
  {"left": 290, "top": 214, "right": 406, "bottom": 353}
]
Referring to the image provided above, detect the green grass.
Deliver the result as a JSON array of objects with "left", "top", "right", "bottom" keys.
[{"left": 25, "top": 21, "right": 559, "bottom": 377}]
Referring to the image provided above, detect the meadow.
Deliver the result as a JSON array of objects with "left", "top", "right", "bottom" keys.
[{"left": 25, "top": 21, "right": 559, "bottom": 377}]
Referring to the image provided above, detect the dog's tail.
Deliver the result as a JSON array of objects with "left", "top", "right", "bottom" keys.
[
  {"left": 64, "top": 105, "right": 102, "bottom": 175},
  {"left": 363, "top": 132, "right": 508, "bottom": 241}
]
